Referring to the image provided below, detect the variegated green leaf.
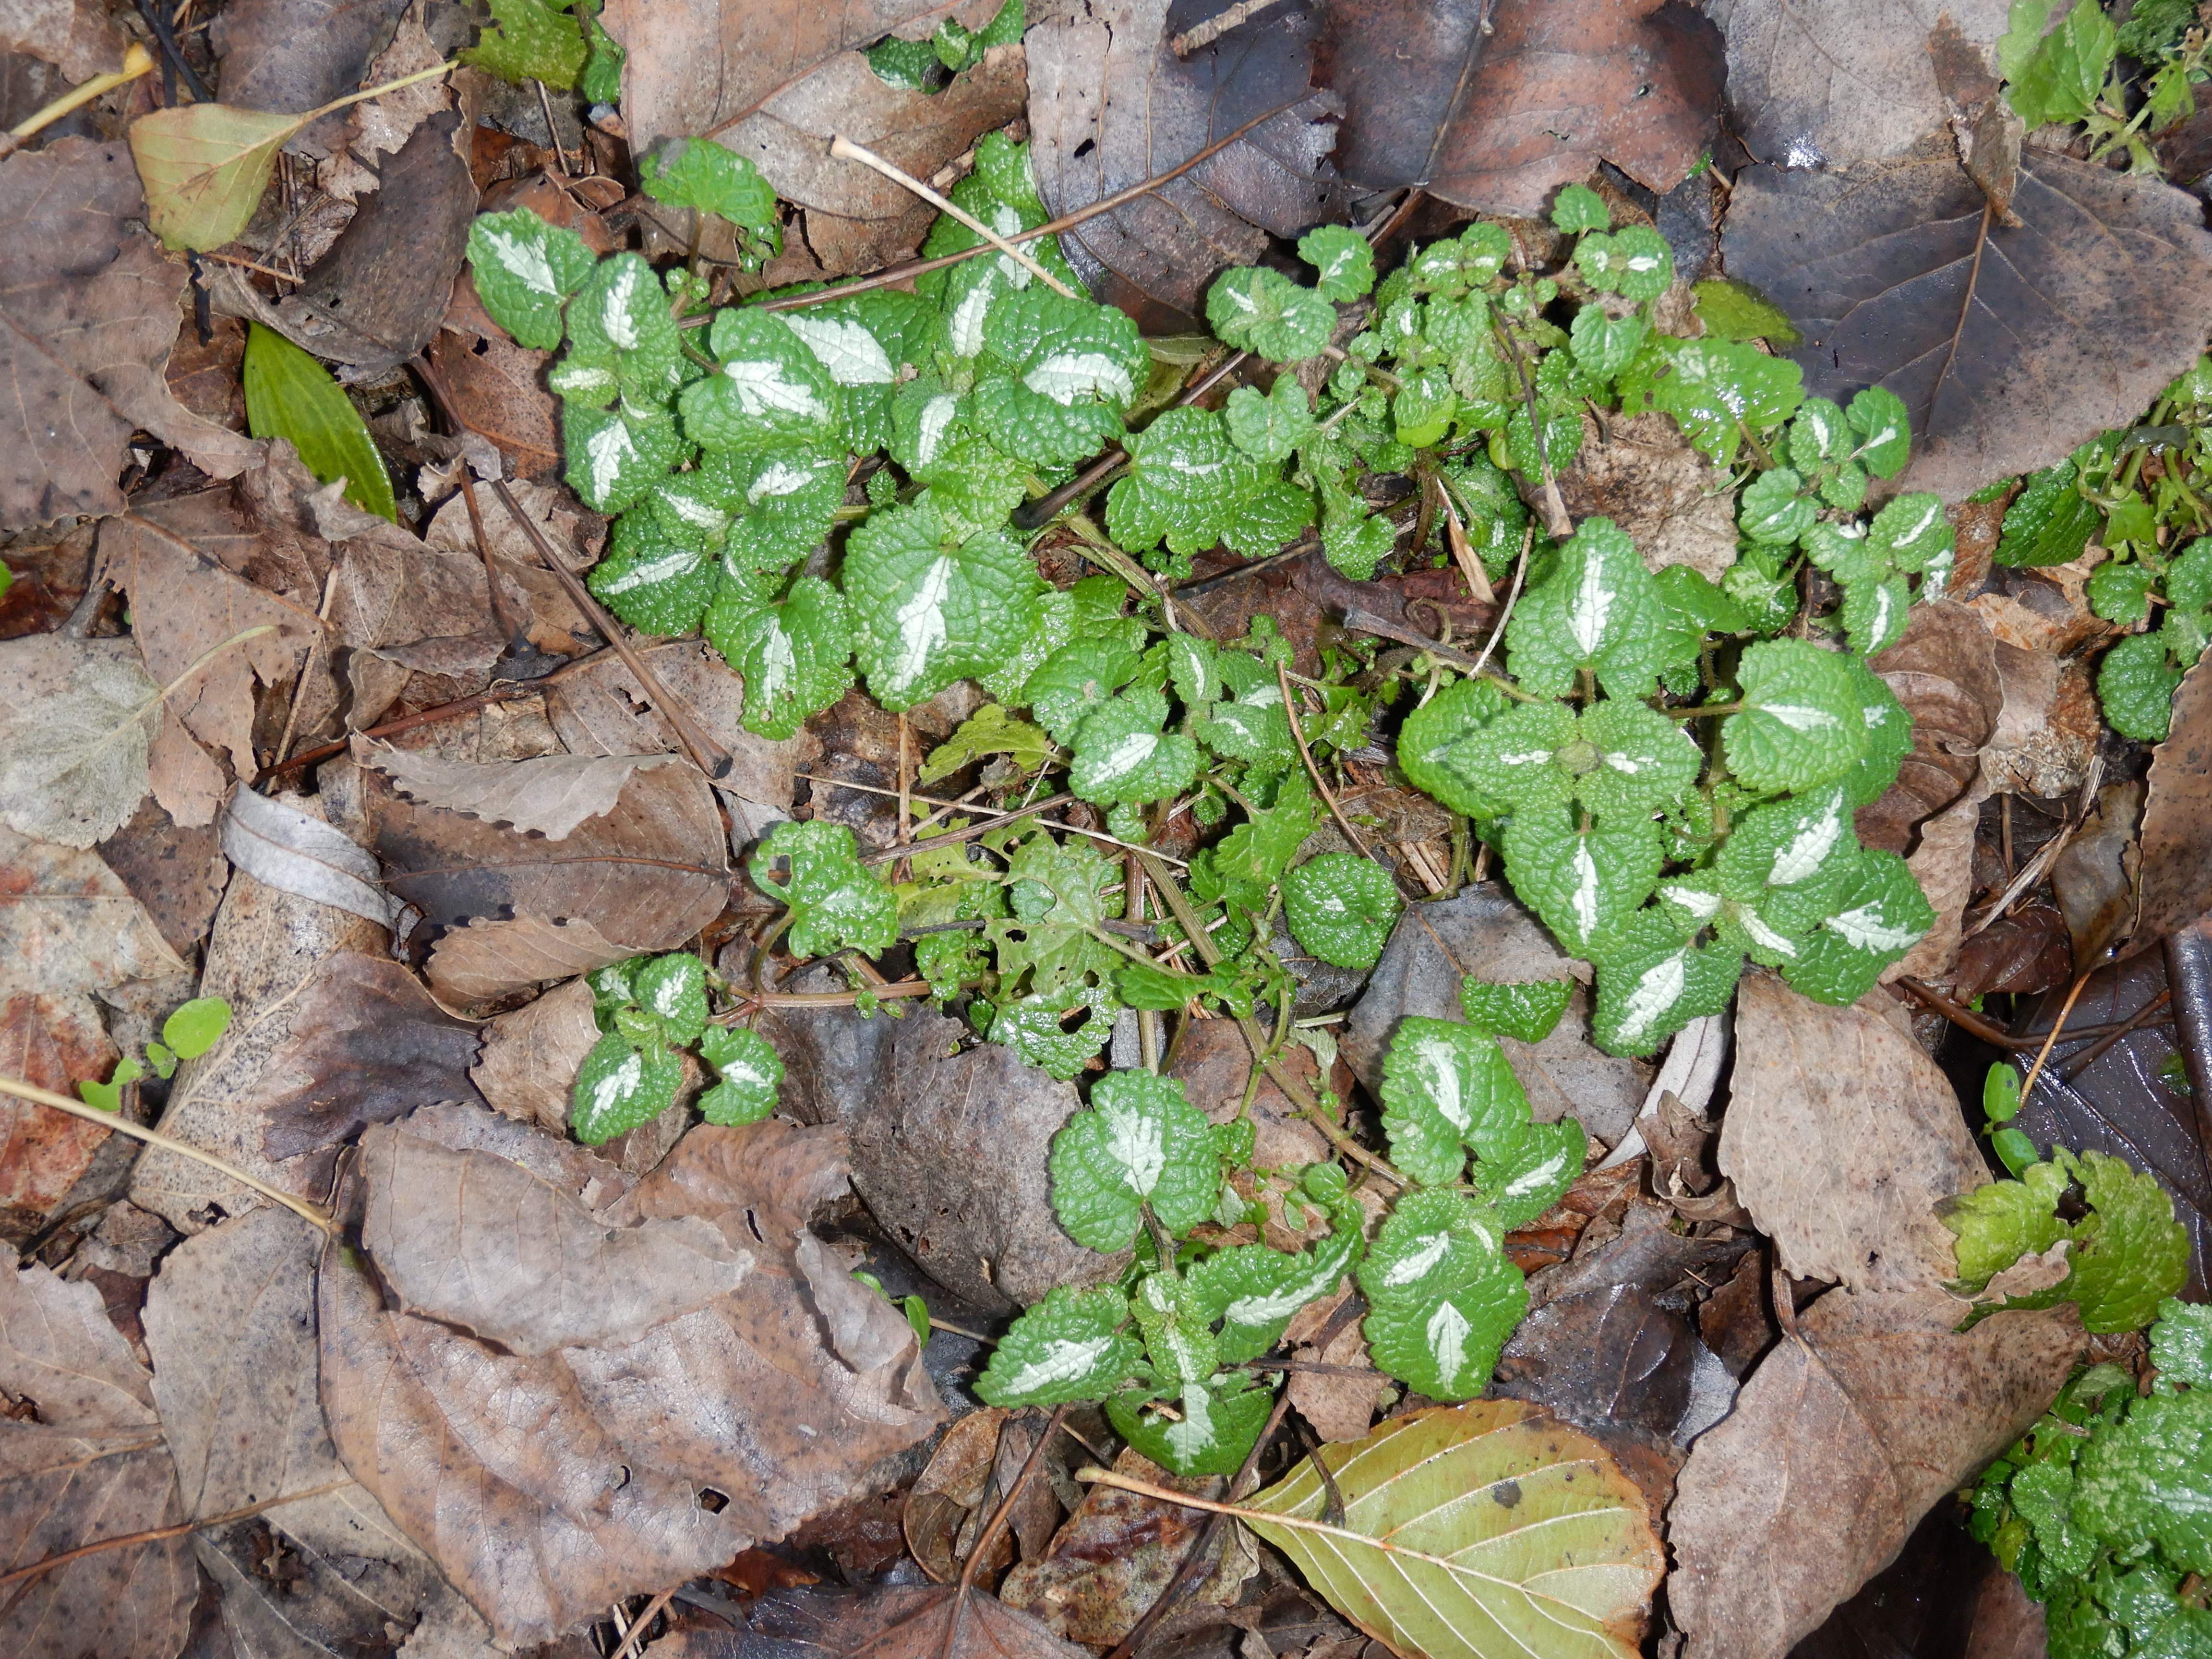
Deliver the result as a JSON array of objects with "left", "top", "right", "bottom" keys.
[
  {"left": 705, "top": 574, "right": 854, "bottom": 740},
  {"left": 467, "top": 207, "right": 598, "bottom": 349},
  {"left": 1501, "top": 806, "right": 1663, "bottom": 959},
  {"left": 1048, "top": 1070, "right": 1220, "bottom": 1250},
  {"left": 845, "top": 500, "right": 1041, "bottom": 711},
  {"left": 977, "top": 1285, "right": 1143, "bottom": 1407},
  {"left": 1378, "top": 1017, "right": 1532, "bottom": 1188},
  {"left": 1721, "top": 639, "right": 1869, "bottom": 794}
]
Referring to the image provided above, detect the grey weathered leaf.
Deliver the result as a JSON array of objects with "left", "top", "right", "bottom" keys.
[
  {"left": 358, "top": 1117, "right": 751, "bottom": 1355},
  {"left": 1723, "top": 139, "right": 2212, "bottom": 500},
  {"left": 357, "top": 736, "right": 676, "bottom": 841},
  {"left": 0, "top": 634, "right": 163, "bottom": 849},
  {"left": 426, "top": 913, "right": 641, "bottom": 1004},
  {"left": 222, "top": 784, "right": 399, "bottom": 926}
]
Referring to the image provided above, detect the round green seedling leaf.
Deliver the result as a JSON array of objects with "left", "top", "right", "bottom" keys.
[
  {"left": 1283, "top": 852, "right": 1403, "bottom": 972},
  {"left": 160, "top": 996, "right": 232, "bottom": 1062},
  {"left": 697, "top": 1026, "right": 783, "bottom": 1126}
]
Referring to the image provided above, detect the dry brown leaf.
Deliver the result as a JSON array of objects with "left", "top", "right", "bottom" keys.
[
  {"left": 1860, "top": 601, "right": 2004, "bottom": 855},
  {"left": 0, "top": 0, "right": 126, "bottom": 81},
  {"left": 132, "top": 798, "right": 390, "bottom": 1233},
  {"left": 1029, "top": 0, "right": 1340, "bottom": 318},
  {"left": 0, "top": 993, "right": 121, "bottom": 1243},
  {"left": 373, "top": 760, "right": 730, "bottom": 955},
  {"left": 1668, "top": 1287, "right": 2080, "bottom": 1659},
  {"left": 1719, "top": 972, "right": 1986, "bottom": 1293},
  {"left": 1288, "top": 1315, "right": 1386, "bottom": 1443},
  {"left": 2133, "top": 651, "right": 2212, "bottom": 958},
  {"left": 469, "top": 977, "right": 600, "bottom": 1130},
  {"left": 210, "top": 0, "right": 412, "bottom": 150},
  {"left": 221, "top": 783, "right": 398, "bottom": 927},
  {"left": 604, "top": 0, "right": 1007, "bottom": 154},
  {"left": 744, "top": 1582, "right": 1096, "bottom": 1659},
  {"left": 1000, "top": 1447, "right": 1255, "bottom": 1647},
  {"left": 321, "top": 1109, "right": 942, "bottom": 1646},
  {"left": 357, "top": 736, "right": 674, "bottom": 840},
  {"left": 766, "top": 1003, "right": 1105, "bottom": 1310},
  {"left": 429, "top": 913, "right": 638, "bottom": 1005},
  {"left": 903, "top": 1407, "right": 1009, "bottom": 1583},
  {"left": 1322, "top": 0, "right": 1724, "bottom": 216},
  {"left": 742, "top": 44, "right": 1028, "bottom": 277},
  {"left": 424, "top": 327, "right": 563, "bottom": 479},
  {"left": 1888, "top": 787, "right": 1984, "bottom": 985},
  {"left": 0, "top": 136, "right": 259, "bottom": 530},
  {"left": 244, "top": 951, "right": 485, "bottom": 1163},
  {"left": 0, "top": 632, "right": 166, "bottom": 849},
  {"left": 0, "top": 1242, "right": 194, "bottom": 1659},
  {"left": 318, "top": 1, "right": 453, "bottom": 201},
  {"left": 97, "top": 515, "right": 319, "bottom": 778},
  {"left": 358, "top": 1118, "right": 751, "bottom": 1355},
  {"left": 1553, "top": 411, "right": 1740, "bottom": 582}
]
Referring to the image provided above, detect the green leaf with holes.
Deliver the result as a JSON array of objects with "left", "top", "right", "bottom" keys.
[
  {"left": 1048, "top": 1070, "right": 1220, "bottom": 1251},
  {"left": 1069, "top": 687, "right": 1203, "bottom": 806},
  {"left": 705, "top": 574, "right": 854, "bottom": 740},
  {"left": 977, "top": 1286, "right": 1144, "bottom": 1407},
  {"left": 750, "top": 820, "right": 899, "bottom": 959},
  {"left": 916, "top": 704, "right": 1057, "bottom": 785},
  {"left": 1378, "top": 1017, "right": 1532, "bottom": 1188},
  {"left": 991, "top": 984, "right": 1120, "bottom": 1079},
  {"left": 680, "top": 306, "right": 844, "bottom": 451},
  {"left": 845, "top": 500, "right": 1041, "bottom": 711},
  {"left": 1501, "top": 806, "right": 1663, "bottom": 960},
  {"left": 1206, "top": 265, "right": 1335, "bottom": 362},
  {"left": 467, "top": 207, "right": 599, "bottom": 349},
  {"left": 1283, "top": 852, "right": 1402, "bottom": 972},
  {"left": 570, "top": 1032, "right": 684, "bottom": 1144},
  {"left": 697, "top": 1025, "right": 783, "bottom": 1126},
  {"left": 1721, "top": 639, "right": 1870, "bottom": 794},
  {"left": 1457, "top": 979, "right": 1573, "bottom": 1044}
]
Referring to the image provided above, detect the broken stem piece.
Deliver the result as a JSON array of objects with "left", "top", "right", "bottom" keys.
[
  {"left": 0, "top": 1071, "right": 336, "bottom": 1234},
  {"left": 1278, "top": 660, "right": 1377, "bottom": 864},
  {"left": 7, "top": 42, "right": 154, "bottom": 146},
  {"left": 829, "top": 135, "right": 1077, "bottom": 299},
  {"left": 0, "top": 1477, "right": 357, "bottom": 1591}
]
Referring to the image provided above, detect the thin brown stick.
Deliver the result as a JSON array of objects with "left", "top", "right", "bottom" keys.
[
  {"left": 608, "top": 1590, "right": 674, "bottom": 1659},
  {"left": 858, "top": 793, "right": 1074, "bottom": 865},
  {"left": 1278, "top": 661, "right": 1375, "bottom": 864},
  {"left": 457, "top": 470, "right": 525, "bottom": 647},
  {"left": 272, "top": 561, "right": 341, "bottom": 766},
  {"left": 2059, "top": 987, "right": 2173, "bottom": 1083},
  {"left": 488, "top": 478, "right": 737, "bottom": 781},
  {"left": 0, "top": 1478, "right": 357, "bottom": 1591},
  {"left": 943, "top": 1406, "right": 1069, "bottom": 1659},
  {"left": 0, "top": 1073, "right": 335, "bottom": 1233},
  {"left": 2020, "top": 970, "right": 2096, "bottom": 1106},
  {"left": 830, "top": 136, "right": 1077, "bottom": 298},
  {"left": 1930, "top": 202, "right": 1993, "bottom": 422},
  {"left": 1102, "top": 1388, "right": 1293, "bottom": 1659},
  {"left": 1471, "top": 522, "right": 1534, "bottom": 677}
]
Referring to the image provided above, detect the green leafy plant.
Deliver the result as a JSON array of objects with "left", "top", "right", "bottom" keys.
[
  {"left": 972, "top": 975, "right": 1581, "bottom": 1476},
  {"left": 569, "top": 952, "right": 784, "bottom": 1142},
  {"left": 79, "top": 997, "right": 232, "bottom": 1112},
  {"left": 1972, "top": 1299, "right": 2212, "bottom": 1656},
  {"left": 241, "top": 324, "right": 397, "bottom": 522},
  {"left": 865, "top": 0, "right": 1025, "bottom": 91}
]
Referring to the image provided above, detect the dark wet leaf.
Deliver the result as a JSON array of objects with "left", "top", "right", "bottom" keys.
[
  {"left": 1028, "top": 0, "right": 1342, "bottom": 320},
  {"left": 1723, "top": 138, "right": 2212, "bottom": 500},
  {"left": 1319, "top": 0, "right": 1724, "bottom": 216}
]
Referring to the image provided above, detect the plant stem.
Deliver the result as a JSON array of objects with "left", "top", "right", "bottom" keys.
[{"left": 828, "top": 135, "right": 1076, "bottom": 299}]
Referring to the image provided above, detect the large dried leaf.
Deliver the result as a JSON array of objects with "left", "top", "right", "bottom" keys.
[
  {"left": 98, "top": 514, "right": 320, "bottom": 777},
  {"left": 0, "top": 1244, "right": 194, "bottom": 1659},
  {"left": 742, "top": 1582, "right": 1095, "bottom": 1659},
  {"left": 766, "top": 1003, "right": 1104, "bottom": 1310},
  {"left": 0, "top": 634, "right": 161, "bottom": 849},
  {"left": 1318, "top": 0, "right": 1724, "bottom": 216},
  {"left": 428, "top": 913, "right": 640, "bottom": 1004},
  {"left": 1722, "top": 140, "right": 2212, "bottom": 501},
  {"left": 1239, "top": 1401, "right": 1664, "bottom": 1659},
  {"left": 373, "top": 760, "right": 729, "bottom": 953},
  {"left": 1028, "top": 0, "right": 1342, "bottom": 319},
  {"left": 0, "top": 136, "right": 258, "bottom": 530},
  {"left": 1343, "top": 887, "right": 1650, "bottom": 1147},
  {"left": 1000, "top": 1449, "right": 1253, "bottom": 1646},
  {"left": 2135, "top": 651, "right": 2212, "bottom": 959},
  {"left": 211, "top": 0, "right": 410, "bottom": 136},
  {"left": 603, "top": 0, "right": 1007, "bottom": 152},
  {"left": 1703, "top": 0, "right": 2009, "bottom": 169},
  {"left": 358, "top": 737, "right": 674, "bottom": 840},
  {"left": 358, "top": 1117, "right": 751, "bottom": 1355},
  {"left": 246, "top": 951, "right": 485, "bottom": 1163},
  {"left": 1668, "top": 1288, "right": 2080, "bottom": 1659},
  {"left": 0, "top": 0, "right": 127, "bottom": 81},
  {"left": 1719, "top": 973, "right": 1985, "bottom": 1293},
  {"left": 320, "top": 1108, "right": 943, "bottom": 1646}
]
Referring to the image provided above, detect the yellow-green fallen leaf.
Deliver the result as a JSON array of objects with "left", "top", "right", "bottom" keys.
[
  {"left": 129, "top": 59, "right": 455, "bottom": 251},
  {"left": 242, "top": 324, "right": 397, "bottom": 522},
  {"left": 1083, "top": 1401, "right": 1664, "bottom": 1659}
]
